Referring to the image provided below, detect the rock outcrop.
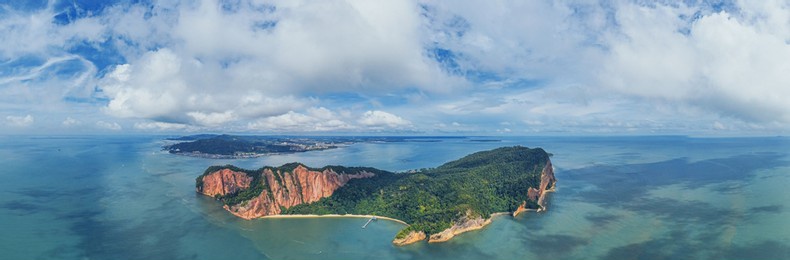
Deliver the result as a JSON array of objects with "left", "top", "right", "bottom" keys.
[
  {"left": 512, "top": 201, "right": 532, "bottom": 217},
  {"left": 393, "top": 231, "right": 427, "bottom": 246},
  {"left": 515, "top": 159, "right": 556, "bottom": 216},
  {"left": 428, "top": 214, "right": 492, "bottom": 243},
  {"left": 198, "top": 164, "right": 374, "bottom": 219},
  {"left": 199, "top": 169, "right": 252, "bottom": 197}
]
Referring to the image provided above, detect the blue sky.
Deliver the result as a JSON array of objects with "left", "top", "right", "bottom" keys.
[{"left": 1, "top": 0, "right": 789, "bottom": 135}]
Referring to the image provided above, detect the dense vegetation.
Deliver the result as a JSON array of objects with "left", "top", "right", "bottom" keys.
[
  {"left": 283, "top": 146, "right": 549, "bottom": 236},
  {"left": 201, "top": 146, "right": 550, "bottom": 237}
]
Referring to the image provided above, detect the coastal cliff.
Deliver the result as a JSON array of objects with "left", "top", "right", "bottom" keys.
[
  {"left": 199, "top": 169, "right": 252, "bottom": 197},
  {"left": 197, "top": 164, "right": 374, "bottom": 219},
  {"left": 515, "top": 160, "right": 556, "bottom": 216}
]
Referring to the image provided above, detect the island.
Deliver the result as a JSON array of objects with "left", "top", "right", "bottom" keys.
[{"left": 195, "top": 146, "right": 556, "bottom": 245}]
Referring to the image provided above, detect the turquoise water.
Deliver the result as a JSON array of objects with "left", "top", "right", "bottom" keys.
[{"left": 1, "top": 136, "right": 789, "bottom": 259}]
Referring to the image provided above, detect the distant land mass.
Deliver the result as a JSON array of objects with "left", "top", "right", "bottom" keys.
[
  {"left": 163, "top": 134, "right": 343, "bottom": 158},
  {"left": 195, "top": 146, "right": 556, "bottom": 245},
  {"left": 165, "top": 134, "right": 496, "bottom": 159}
]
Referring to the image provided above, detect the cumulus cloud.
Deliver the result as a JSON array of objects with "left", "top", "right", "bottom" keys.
[
  {"left": 93, "top": 0, "right": 463, "bottom": 128},
  {"left": 358, "top": 110, "right": 412, "bottom": 128},
  {"left": 248, "top": 107, "right": 352, "bottom": 132},
  {"left": 186, "top": 111, "right": 237, "bottom": 127},
  {"left": 134, "top": 122, "right": 193, "bottom": 131},
  {"left": 248, "top": 108, "right": 411, "bottom": 131},
  {"left": 600, "top": 1, "right": 790, "bottom": 123},
  {"left": 6, "top": 114, "right": 34, "bottom": 127},
  {"left": 98, "top": 49, "right": 305, "bottom": 124},
  {"left": 95, "top": 121, "right": 122, "bottom": 131},
  {"left": 2, "top": 0, "right": 790, "bottom": 134}
]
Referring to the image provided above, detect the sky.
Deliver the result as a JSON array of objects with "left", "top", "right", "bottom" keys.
[{"left": 1, "top": 0, "right": 789, "bottom": 135}]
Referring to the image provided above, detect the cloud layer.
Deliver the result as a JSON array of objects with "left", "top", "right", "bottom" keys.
[{"left": 1, "top": 0, "right": 789, "bottom": 135}]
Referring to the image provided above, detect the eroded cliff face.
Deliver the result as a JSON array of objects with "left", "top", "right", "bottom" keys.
[
  {"left": 199, "top": 165, "right": 374, "bottom": 219},
  {"left": 536, "top": 159, "right": 556, "bottom": 211},
  {"left": 515, "top": 159, "right": 556, "bottom": 216},
  {"left": 198, "top": 169, "right": 252, "bottom": 197}
]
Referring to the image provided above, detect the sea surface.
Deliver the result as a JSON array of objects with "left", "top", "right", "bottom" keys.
[{"left": 1, "top": 135, "right": 789, "bottom": 260}]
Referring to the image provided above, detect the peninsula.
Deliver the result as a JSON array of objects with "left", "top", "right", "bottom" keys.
[
  {"left": 164, "top": 134, "right": 343, "bottom": 159},
  {"left": 195, "top": 146, "right": 556, "bottom": 245},
  {"left": 166, "top": 134, "right": 469, "bottom": 159}
]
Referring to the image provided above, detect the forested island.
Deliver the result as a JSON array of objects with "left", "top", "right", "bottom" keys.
[{"left": 195, "top": 146, "right": 556, "bottom": 245}]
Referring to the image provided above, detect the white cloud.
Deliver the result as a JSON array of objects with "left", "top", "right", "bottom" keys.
[
  {"left": 93, "top": 0, "right": 465, "bottom": 129},
  {"left": 1, "top": 0, "right": 790, "bottom": 134},
  {"left": 186, "top": 111, "right": 237, "bottom": 126},
  {"left": 358, "top": 110, "right": 412, "bottom": 128},
  {"left": 6, "top": 114, "right": 34, "bottom": 127},
  {"left": 424, "top": 1, "right": 601, "bottom": 84},
  {"left": 417, "top": 1, "right": 790, "bottom": 133},
  {"left": 134, "top": 122, "right": 193, "bottom": 131},
  {"left": 248, "top": 107, "right": 352, "bottom": 132},
  {"left": 98, "top": 49, "right": 306, "bottom": 125},
  {"left": 62, "top": 117, "right": 81, "bottom": 127},
  {"left": 249, "top": 108, "right": 412, "bottom": 132},
  {"left": 600, "top": 1, "right": 790, "bottom": 123},
  {"left": 0, "top": 4, "right": 105, "bottom": 59},
  {"left": 96, "top": 121, "right": 122, "bottom": 131}
]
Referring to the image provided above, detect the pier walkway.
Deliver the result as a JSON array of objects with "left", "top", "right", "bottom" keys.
[{"left": 361, "top": 216, "right": 377, "bottom": 229}]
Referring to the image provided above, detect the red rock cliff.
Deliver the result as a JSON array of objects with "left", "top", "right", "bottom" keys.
[
  {"left": 198, "top": 165, "right": 374, "bottom": 219},
  {"left": 198, "top": 169, "right": 252, "bottom": 197},
  {"left": 535, "top": 159, "right": 556, "bottom": 210}
]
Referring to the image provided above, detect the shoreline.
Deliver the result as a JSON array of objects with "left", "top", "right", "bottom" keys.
[{"left": 259, "top": 214, "right": 409, "bottom": 226}]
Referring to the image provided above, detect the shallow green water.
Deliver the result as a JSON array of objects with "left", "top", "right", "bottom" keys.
[{"left": 1, "top": 135, "right": 788, "bottom": 259}]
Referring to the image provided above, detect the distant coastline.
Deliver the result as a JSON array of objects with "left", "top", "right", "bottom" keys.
[
  {"left": 165, "top": 134, "right": 473, "bottom": 159},
  {"left": 169, "top": 150, "right": 334, "bottom": 159}
]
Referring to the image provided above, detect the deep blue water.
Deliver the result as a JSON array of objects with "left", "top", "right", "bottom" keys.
[{"left": 0, "top": 135, "right": 788, "bottom": 259}]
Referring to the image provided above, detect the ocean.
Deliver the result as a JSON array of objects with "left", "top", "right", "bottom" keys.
[{"left": 1, "top": 135, "right": 788, "bottom": 259}]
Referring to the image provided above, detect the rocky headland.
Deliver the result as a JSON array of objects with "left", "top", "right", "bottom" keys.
[{"left": 197, "top": 164, "right": 374, "bottom": 219}]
